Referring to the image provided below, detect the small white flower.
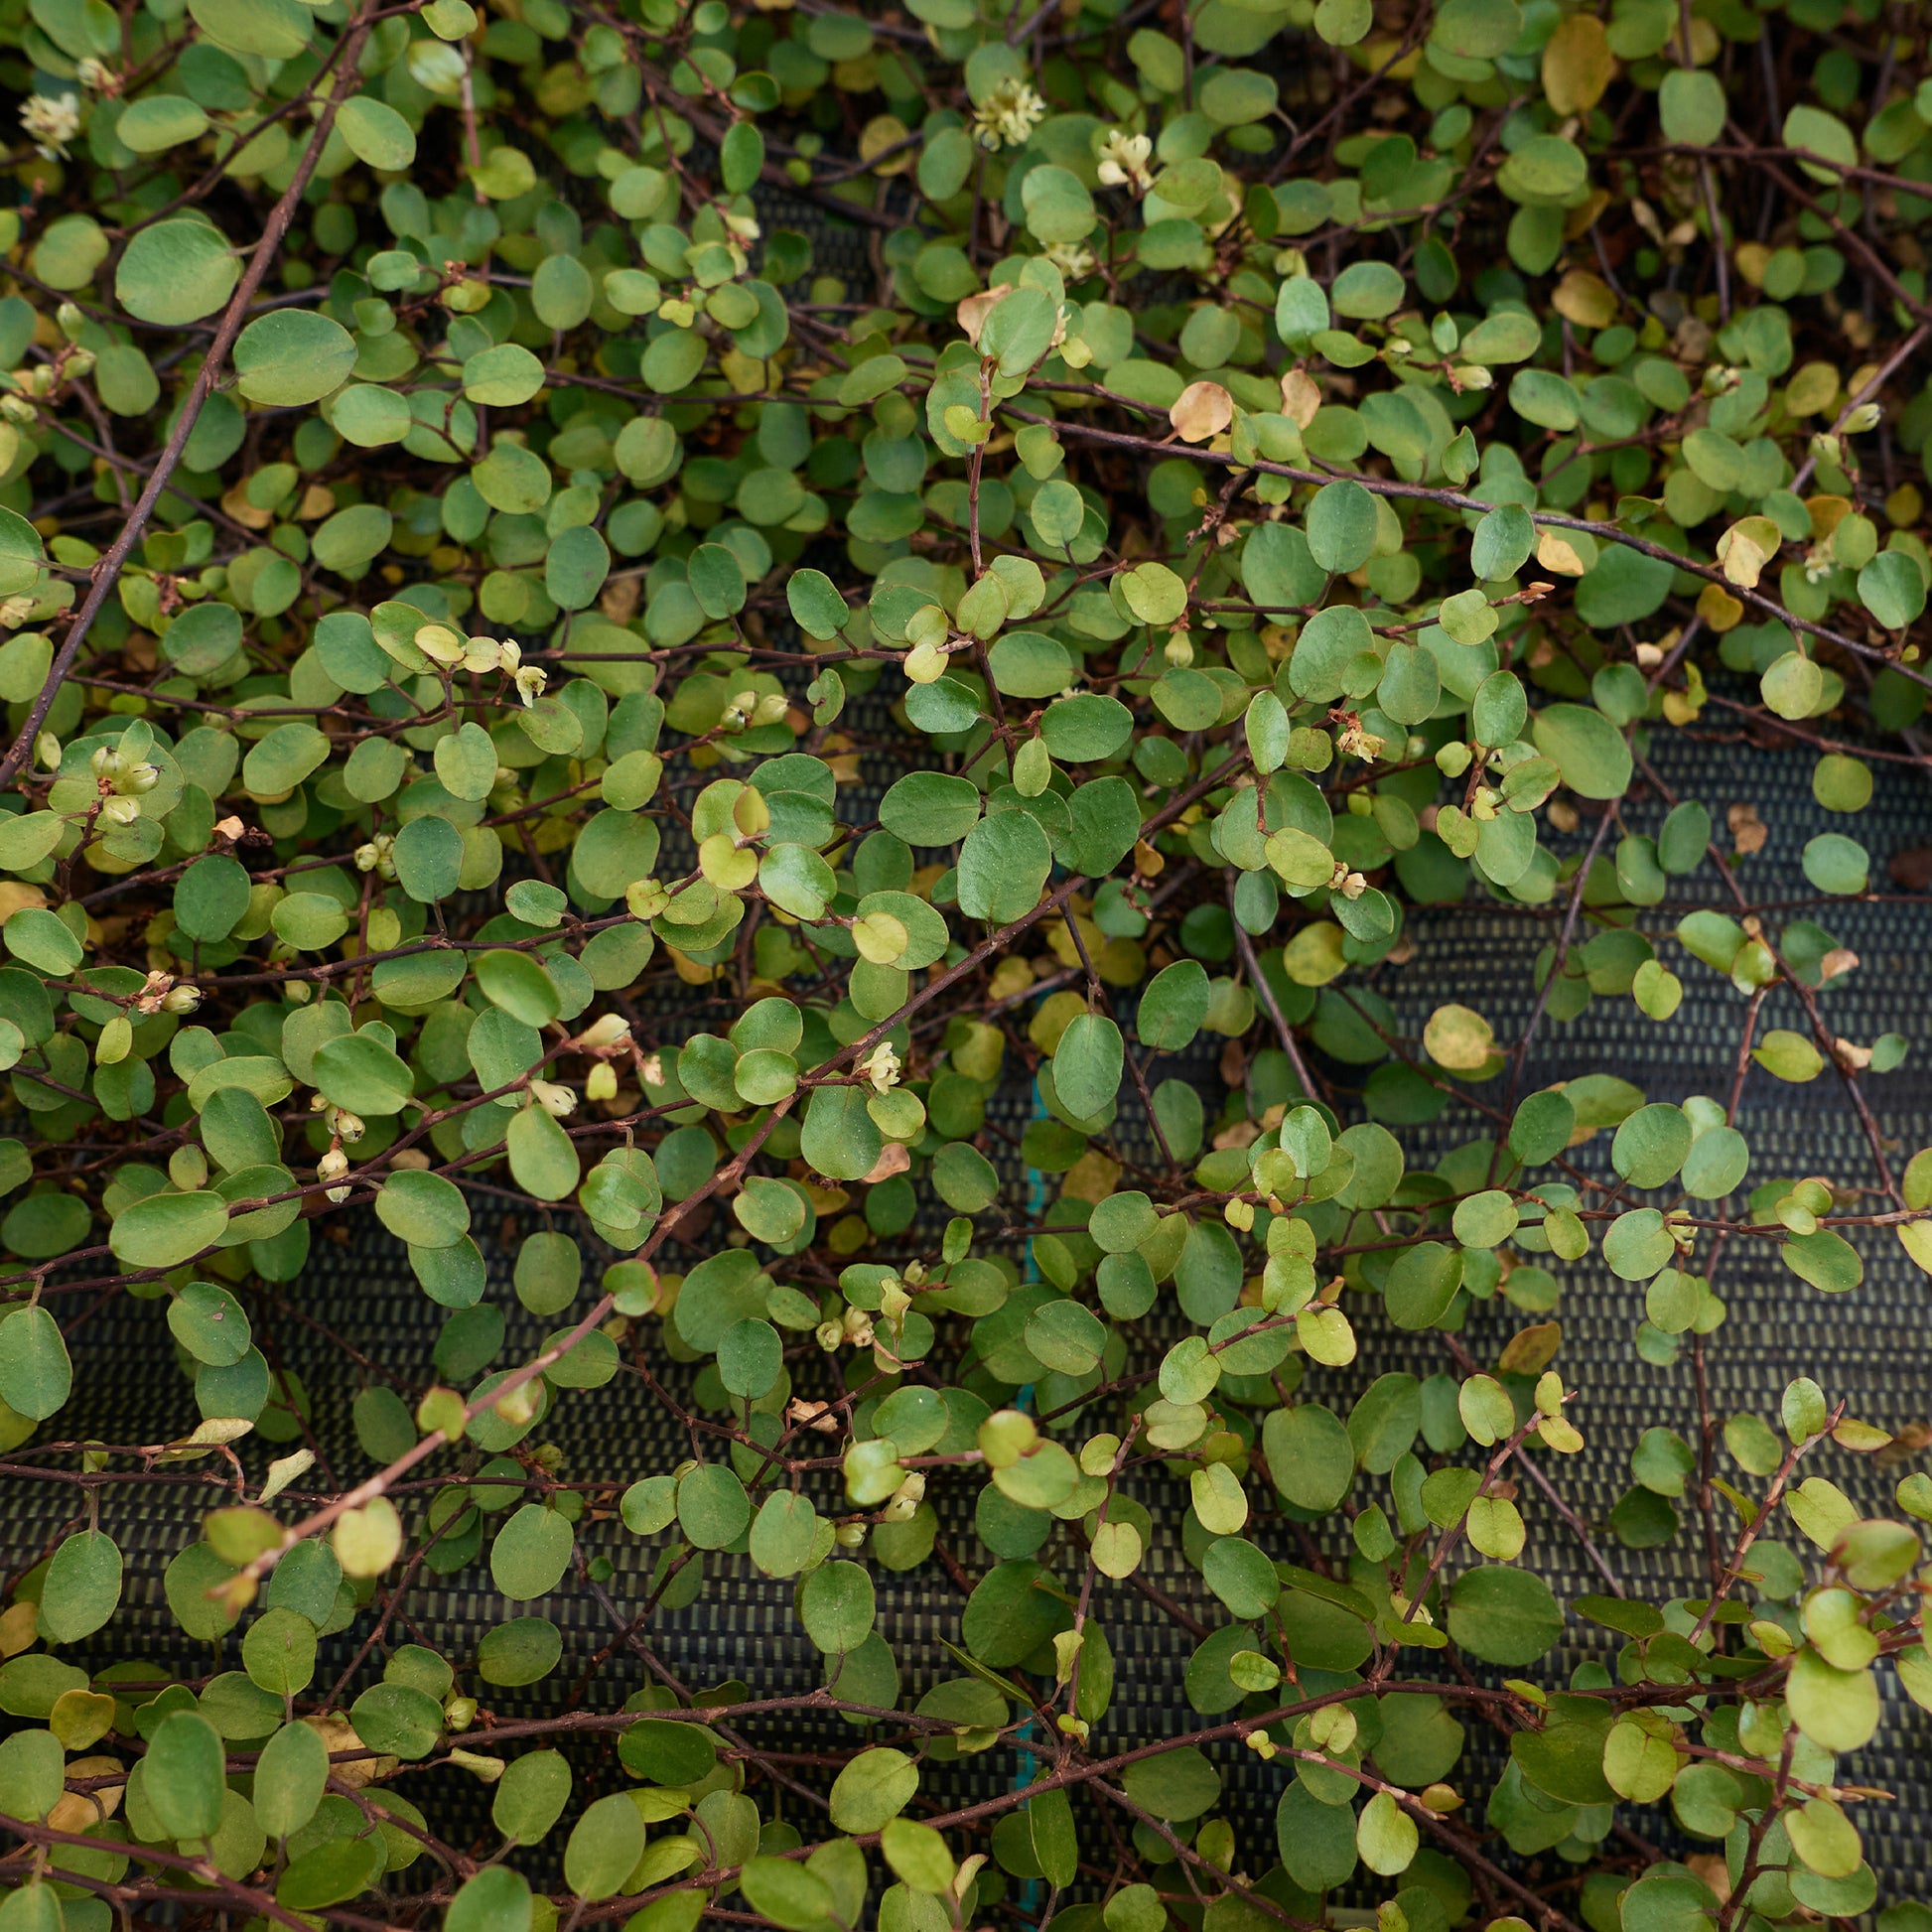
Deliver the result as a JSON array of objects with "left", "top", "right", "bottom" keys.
[
  {"left": 73, "top": 59, "right": 119, "bottom": 96},
  {"left": 973, "top": 76, "right": 1047, "bottom": 152},
  {"left": 576, "top": 1014, "right": 632, "bottom": 1049},
  {"left": 133, "top": 970, "right": 174, "bottom": 1015},
  {"left": 862, "top": 1041, "right": 901, "bottom": 1092},
  {"left": 318, "top": 1147, "right": 352, "bottom": 1203},
  {"left": 512, "top": 663, "right": 547, "bottom": 707},
  {"left": 1095, "top": 128, "right": 1153, "bottom": 191},
  {"left": 22, "top": 92, "right": 80, "bottom": 160},
  {"left": 1044, "top": 240, "right": 1095, "bottom": 282},
  {"left": 530, "top": 1079, "right": 577, "bottom": 1117}
]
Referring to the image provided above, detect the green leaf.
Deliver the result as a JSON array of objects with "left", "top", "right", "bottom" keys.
[
  {"left": 828, "top": 1746, "right": 919, "bottom": 1833},
  {"left": 1859, "top": 550, "right": 1926, "bottom": 629},
  {"left": 1447, "top": 1566, "right": 1563, "bottom": 1665},
  {"left": 313, "top": 1033, "right": 417, "bottom": 1115},
  {"left": 448, "top": 1867, "right": 533, "bottom": 1932},
  {"left": 38, "top": 1530, "right": 121, "bottom": 1641},
  {"left": 118, "top": 95, "right": 211, "bottom": 151},
  {"left": 1530, "top": 703, "right": 1630, "bottom": 799},
  {"left": 1357, "top": 1790, "right": 1420, "bottom": 1875},
  {"left": 491, "top": 1504, "right": 575, "bottom": 1600},
  {"left": 116, "top": 220, "right": 240, "bottom": 326},
  {"left": 108, "top": 1189, "right": 229, "bottom": 1269},
  {"left": 492, "top": 1751, "right": 571, "bottom": 1845},
  {"left": 563, "top": 1793, "right": 646, "bottom": 1899},
  {"left": 1053, "top": 1013, "right": 1122, "bottom": 1117},
  {"left": 881, "top": 772, "right": 981, "bottom": 846},
  {"left": 338, "top": 94, "right": 417, "bottom": 169},
  {"left": 956, "top": 812, "right": 1050, "bottom": 922},
  {"left": 739, "top": 1860, "right": 835, "bottom": 1931},
  {"left": 1306, "top": 480, "right": 1378, "bottom": 572},
  {"left": 145, "top": 1711, "right": 227, "bottom": 1840},
  {"left": 233, "top": 311, "right": 357, "bottom": 405},
  {"left": 1660, "top": 69, "right": 1725, "bottom": 145}
]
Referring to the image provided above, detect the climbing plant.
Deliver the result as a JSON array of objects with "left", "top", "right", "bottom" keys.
[{"left": 0, "top": 0, "right": 1931, "bottom": 1927}]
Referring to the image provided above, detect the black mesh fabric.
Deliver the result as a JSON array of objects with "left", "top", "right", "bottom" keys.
[{"left": 14, "top": 710, "right": 1932, "bottom": 1900}]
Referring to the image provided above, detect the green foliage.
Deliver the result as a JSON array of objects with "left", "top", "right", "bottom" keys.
[{"left": 0, "top": 0, "right": 1929, "bottom": 1925}]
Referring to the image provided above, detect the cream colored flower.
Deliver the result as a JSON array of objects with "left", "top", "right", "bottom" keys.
[
  {"left": 1095, "top": 128, "right": 1153, "bottom": 191},
  {"left": 354, "top": 833, "right": 397, "bottom": 879},
  {"left": 22, "top": 92, "right": 80, "bottom": 159},
  {"left": 973, "top": 76, "right": 1046, "bottom": 152},
  {"left": 530, "top": 1079, "right": 577, "bottom": 1118},
  {"left": 1044, "top": 240, "right": 1095, "bottom": 282}
]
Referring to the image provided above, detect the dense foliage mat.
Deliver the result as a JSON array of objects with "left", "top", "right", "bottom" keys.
[{"left": 2, "top": 0, "right": 1932, "bottom": 1929}]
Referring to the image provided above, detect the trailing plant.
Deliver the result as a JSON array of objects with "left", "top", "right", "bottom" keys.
[{"left": 0, "top": 0, "right": 1931, "bottom": 1929}]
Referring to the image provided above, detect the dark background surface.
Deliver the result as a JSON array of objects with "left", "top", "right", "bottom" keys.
[{"left": 13, "top": 712, "right": 1932, "bottom": 1899}]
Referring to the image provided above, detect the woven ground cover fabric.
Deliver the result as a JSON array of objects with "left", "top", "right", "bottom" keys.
[{"left": 17, "top": 715, "right": 1932, "bottom": 1897}]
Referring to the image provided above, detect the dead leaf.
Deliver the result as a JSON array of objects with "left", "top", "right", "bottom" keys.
[
  {"left": 860, "top": 1143, "right": 911, "bottom": 1185},
  {"left": 1726, "top": 802, "right": 1768, "bottom": 855},
  {"left": 1170, "top": 379, "right": 1234, "bottom": 444},
  {"left": 1889, "top": 844, "right": 1932, "bottom": 891},
  {"left": 956, "top": 284, "right": 1012, "bottom": 347},
  {"left": 1279, "top": 368, "right": 1320, "bottom": 428},
  {"left": 1687, "top": 1855, "right": 1732, "bottom": 1907}
]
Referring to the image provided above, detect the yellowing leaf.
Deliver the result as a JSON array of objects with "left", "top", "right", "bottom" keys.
[
  {"left": 1551, "top": 268, "right": 1617, "bottom": 330},
  {"left": 1536, "top": 528, "right": 1587, "bottom": 575},
  {"left": 333, "top": 1498, "right": 404, "bottom": 1577},
  {"left": 1424, "top": 1002, "right": 1496, "bottom": 1072},
  {"left": 1541, "top": 13, "right": 1616, "bottom": 112},
  {"left": 1717, "top": 515, "right": 1781, "bottom": 588}
]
